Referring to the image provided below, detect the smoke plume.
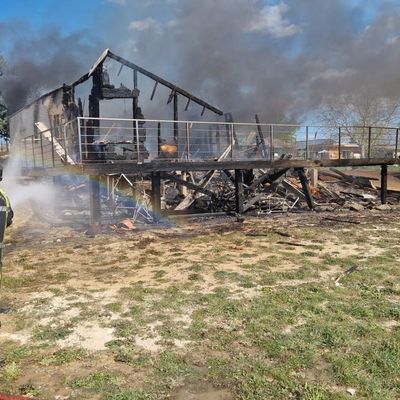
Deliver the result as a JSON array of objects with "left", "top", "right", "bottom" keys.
[
  {"left": 110, "top": 0, "right": 400, "bottom": 122},
  {"left": 0, "top": 21, "right": 103, "bottom": 113},
  {"left": 2, "top": 1, "right": 400, "bottom": 123}
]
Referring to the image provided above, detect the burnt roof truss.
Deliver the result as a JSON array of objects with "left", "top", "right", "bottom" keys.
[
  {"left": 73, "top": 49, "right": 223, "bottom": 116},
  {"left": 78, "top": 49, "right": 223, "bottom": 115}
]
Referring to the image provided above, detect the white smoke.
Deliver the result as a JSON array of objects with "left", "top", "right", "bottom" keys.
[{"left": 2, "top": 155, "right": 55, "bottom": 212}]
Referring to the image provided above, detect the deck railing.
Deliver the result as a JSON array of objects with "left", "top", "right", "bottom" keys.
[{"left": 20, "top": 117, "right": 400, "bottom": 168}]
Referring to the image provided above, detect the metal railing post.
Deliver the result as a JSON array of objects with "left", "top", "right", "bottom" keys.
[
  {"left": 338, "top": 127, "right": 341, "bottom": 160},
  {"left": 368, "top": 126, "right": 372, "bottom": 158},
  {"left": 185, "top": 123, "right": 190, "bottom": 161},
  {"left": 395, "top": 128, "right": 399, "bottom": 159},
  {"left": 135, "top": 119, "right": 140, "bottom": 163},
  {"left": 269, "top": 125, "right": 274, "bottom": 161},
  {"left": 77, "top": 118, "right": 82, "bottom": 163},
  {"left": 230, "top": 123, "right": 234, "bottom": 160}
]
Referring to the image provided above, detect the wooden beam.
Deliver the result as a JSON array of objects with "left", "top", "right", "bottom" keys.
[
  {"left": 248, "top": 168, "right": 290, "bottom": 190},
  {"left": 79, "top": 158, "right": 397, "bottom": 176},
  {"left": 295, "top": 168, "right": 314, "bottom": 210},
  {"left": 22, "top": 157, "right": 397, "bottom": 178},
  {"left": 164, "top": 174, "right": 215, "bottom": 197}
]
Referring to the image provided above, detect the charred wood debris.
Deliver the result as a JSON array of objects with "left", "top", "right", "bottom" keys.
[
  {"left": 158, "top": 165, "right": 399, "bottom": 215},
  {"left": 59, "top": 162, "right": 400, "bottom": 229}
]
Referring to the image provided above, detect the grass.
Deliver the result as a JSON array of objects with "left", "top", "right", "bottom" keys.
[
  {"left": 33, "top": 325, "right": 73, "bottom": 342},
  {"left": 1, "top": 213, "right": 399, "bottom": 399},
  {"left": 69, "top": 371, "right": 125, "bottom": 391},
  {"left": 39, "top": 347, "right": 88, "bottom": 366}
]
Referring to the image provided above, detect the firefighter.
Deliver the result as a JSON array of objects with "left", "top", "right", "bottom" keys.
[
  {"left": 0, "top": 167, "right": 12, "bottom": 287},
  {"left": 0, "top": 167, "right": 13, "bottom": 228}
]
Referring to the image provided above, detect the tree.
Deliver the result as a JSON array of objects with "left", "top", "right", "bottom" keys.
[{"left": 320, "top": 89, "right": 400, "bottom": 156}]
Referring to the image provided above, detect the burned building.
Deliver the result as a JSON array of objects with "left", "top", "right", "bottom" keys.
[{"left": 9, "top": 49, "right": 399, "bottom": 223}]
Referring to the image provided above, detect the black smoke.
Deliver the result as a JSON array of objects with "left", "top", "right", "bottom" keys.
[
  {"left": 110, "top": 0, "right": 400, "bottom": 122},
  {"left": 2, "top": 1, "right": 400, "bottom": 123},
  {"left": 0, "top": 21, "right": 103, "bottom": 113}
]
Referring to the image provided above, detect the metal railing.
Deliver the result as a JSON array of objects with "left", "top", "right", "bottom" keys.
[{"left": 19, "top": 117, "right": 400, "bottom": 168}]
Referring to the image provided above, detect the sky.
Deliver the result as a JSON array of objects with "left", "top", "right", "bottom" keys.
[{"left": 1, "top": 0, "right": 400, "bottom": 122}]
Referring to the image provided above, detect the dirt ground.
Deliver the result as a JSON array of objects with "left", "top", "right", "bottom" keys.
[{"left": 0, "top": 205, "right": 399, "bottom": 399}]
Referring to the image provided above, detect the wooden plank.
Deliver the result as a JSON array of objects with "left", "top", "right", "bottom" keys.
[
  {"left": 22, "top": 158, "right": 396, "bottom": 178},
  {"left": 80, "top": 158, "right": 396, "bottom": 175},
  {"left": 164, "top": 173, "right": 215, "bottom": 198},
  {"left": 281, "top": 179, "right": 306, "bottom": 200},
  {"left": 35, "top": 122, "right": 75, "bottom": 165},
  {"left": 174, "top": 144, "right": 232, "bottom": 210},
  {"left": 248, "top": 168, "right": 290, "bottom": 190}
]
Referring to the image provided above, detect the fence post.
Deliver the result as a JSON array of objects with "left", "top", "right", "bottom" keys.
[
  {"left": 395, "top": 128, "right": 399, "bottom": 159},
  {"left": 338, "top": 127, "right": 341, "bottom": 160}
]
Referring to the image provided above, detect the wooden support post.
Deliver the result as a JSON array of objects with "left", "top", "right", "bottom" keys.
[
  {"left": 309, "top": 168, "right": 318, "bottom": 188},
  {"left": 89, "top": 175, "right": 101, "bottom": 224},
  {"left": 296, "top": 168, "right": 314, "bottom": 210},
  {"left": 152, "top": 172, "right": 161, "bottom": 221},
  {"left": 87, "top": 67, "right": 103, "bottom": 225},
  {"left": 235, "top": 169, "right": 244, "bottom": 214},
  {"left": 381, "top": 164, "right": 388, "bottom": 205},
  {"left": 88, "top": 67, "right": 102, "bottom": 162}
]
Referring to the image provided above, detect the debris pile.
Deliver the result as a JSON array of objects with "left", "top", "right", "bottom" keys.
[
  {"left": 158, "top": 166, "right": 400, "bottom": 215},
  {"left": 47, "top": 164, "right": 400, "bottom": 229}
]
